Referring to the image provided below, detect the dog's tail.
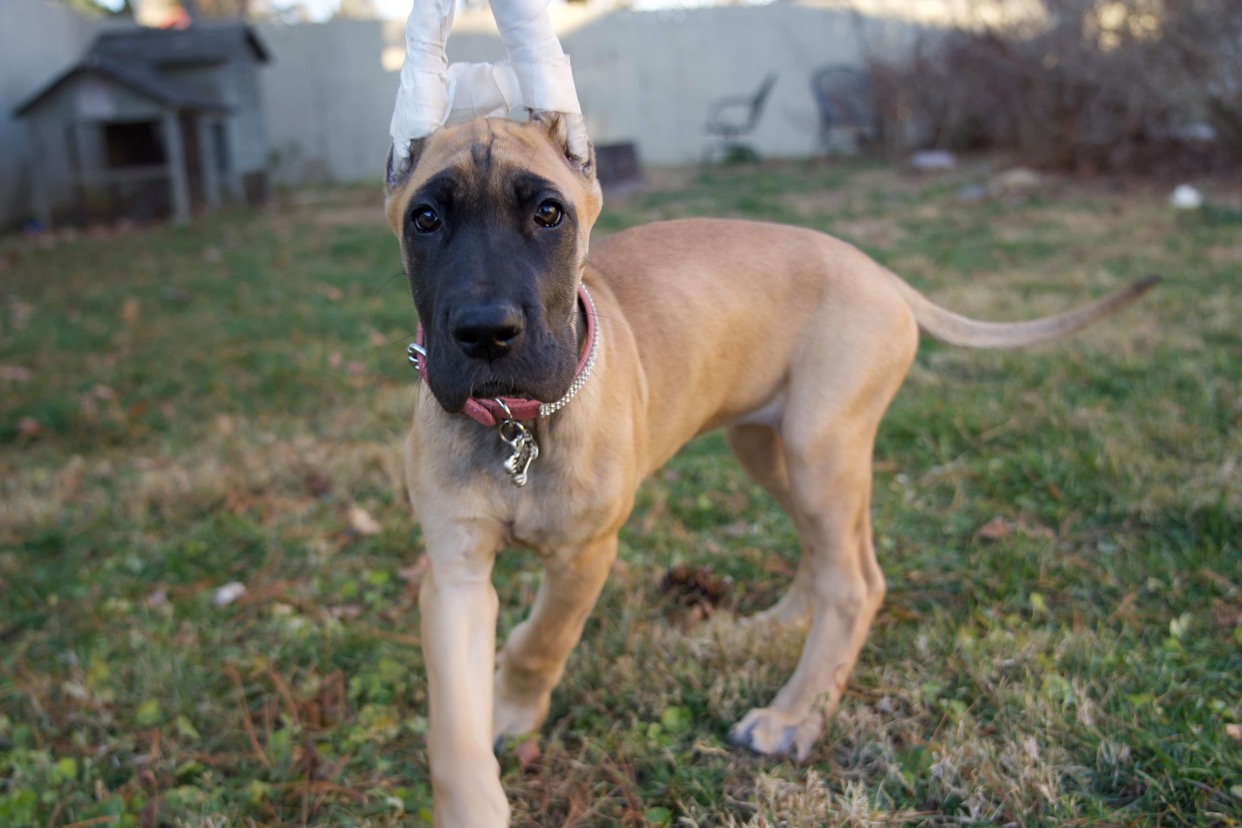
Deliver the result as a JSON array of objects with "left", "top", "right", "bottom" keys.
[{"left": 883, "top": 272, "right": 1160, "bottom": 349}]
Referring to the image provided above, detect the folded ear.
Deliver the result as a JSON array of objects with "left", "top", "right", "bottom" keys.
[
  {"left": 385, "top": 137, "right": 429, "bottom": 198},
  {"left": 529, "top": 110, "right": 597, "bottom": 183}
]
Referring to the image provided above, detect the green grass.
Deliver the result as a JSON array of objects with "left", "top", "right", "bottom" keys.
[{"left": 2, "top": 164, "right": 1240, "bottom": 826}]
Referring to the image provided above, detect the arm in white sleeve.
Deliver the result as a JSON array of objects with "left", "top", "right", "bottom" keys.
[
  {"left": 389, "top": 0, "right": 456, "bottom": 163},
  {"left": 488, "top": 0, "right": 589, "bottom": 160},
  {"left": 389, "top": 0, "right": 590, "bottom": 175}
]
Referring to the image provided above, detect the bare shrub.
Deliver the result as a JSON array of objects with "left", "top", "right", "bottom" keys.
[{"left": 865, "top": 0, "right": 1240, "bottom": 172}]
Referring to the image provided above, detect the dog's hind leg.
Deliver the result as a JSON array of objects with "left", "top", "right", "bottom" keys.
[
  {"left": 727, "top": 425, "right": 885, "bottom": 760},
  {"left": 728, "top": 296, "right": 917, "bottom": 761},
  {"left": 725, "top": 424, "right": 815, "bottom": 627},
  {"left": 492, "top": 535, "right": 619, "bottom": 744}
]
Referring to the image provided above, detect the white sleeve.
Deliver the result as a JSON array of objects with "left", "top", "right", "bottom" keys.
[
  {"left": 389, "top": 0, "right": 588, "bottom": 168},
  {"left": 488, "top": 0, "right": 582, "bottom": 116},
  {"left": 389, "top": 0, "right": 456, "bottom": 163}
]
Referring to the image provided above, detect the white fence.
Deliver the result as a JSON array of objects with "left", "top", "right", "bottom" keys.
[
  {"left": 258, "top": 5, "right": 920, "bottom": 186},
  {"left": 1, "top": 2, "right": 922, "bottom": 225}
]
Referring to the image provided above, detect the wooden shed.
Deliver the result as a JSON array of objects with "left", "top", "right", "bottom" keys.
[{"left": 13, "top": 23, "right": 270, "bottom": 227}]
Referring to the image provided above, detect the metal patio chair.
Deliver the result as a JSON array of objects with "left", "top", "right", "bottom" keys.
[{"left": 702, "top": 73, "right": 779, "bottom": 163}]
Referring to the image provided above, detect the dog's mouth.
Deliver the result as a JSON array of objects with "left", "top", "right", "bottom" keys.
[
  {"left": 468, "top": 378, "right": 528, "bottom": 400},
  {"left": 420, "top": 336, "right": 577, "bottom": 414}
]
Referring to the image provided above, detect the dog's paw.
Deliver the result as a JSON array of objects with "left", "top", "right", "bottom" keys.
[
  {"left": 492, "top": 688, "right": 550, "bottom": 752},
  {"left": 728, "top": 707, "right": 824, "bottom": 761}
]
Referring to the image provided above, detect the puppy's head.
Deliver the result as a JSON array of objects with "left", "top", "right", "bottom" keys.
[{"left": 385, "top": 115, "right": 602, "bottom": 415}]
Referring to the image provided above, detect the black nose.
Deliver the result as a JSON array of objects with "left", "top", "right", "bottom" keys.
[{"left": 450, "top": 303, "right": 525, "bottom": 360}]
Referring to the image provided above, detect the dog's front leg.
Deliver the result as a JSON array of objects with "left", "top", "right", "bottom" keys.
[
  {"left": 493, "top": 534, "right": 619, "bottom": 744},
  {"left": 419, "top": 520, "right": 509, "bottom": 827}
]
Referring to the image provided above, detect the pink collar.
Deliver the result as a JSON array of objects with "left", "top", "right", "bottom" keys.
[{"left": 409, "top": 283, "right": 599, "bottom": 428}]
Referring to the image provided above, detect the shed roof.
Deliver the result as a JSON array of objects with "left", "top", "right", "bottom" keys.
[
  {"left": 12, "top": 22, "right": 268, "bottom": 118},
  {"left": 13, "top": 54, "right": 229, "bottom": 117},
  {"left": 91, "top": 22, "right": 270, "bottom": 66}
]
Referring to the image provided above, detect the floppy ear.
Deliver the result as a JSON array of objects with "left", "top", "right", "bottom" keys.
[
  {"left": 385, "top": 137, "right": 429, "bottom": 198},
  {"left": 384, "top": 138, "right": 429, "bottom": 233},
  {"left": 529, "top": 110, "right": 597, "bottom": 183}
]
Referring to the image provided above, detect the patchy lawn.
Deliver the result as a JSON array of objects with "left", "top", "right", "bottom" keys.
[{"left": 1, "top": 161, "right": 1239, "bottom": 826}]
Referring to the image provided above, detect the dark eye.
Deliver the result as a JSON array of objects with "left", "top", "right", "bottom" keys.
[
  {"left": 411, "top": 206, "right": 441, "bottom": 234},
  {"left": 533, "top": 200, "right": 563, "bottom": 228}
]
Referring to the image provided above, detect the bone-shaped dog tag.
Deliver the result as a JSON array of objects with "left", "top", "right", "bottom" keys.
[{"left": 497, "top": 419, "right": 539, "bottom": 487}]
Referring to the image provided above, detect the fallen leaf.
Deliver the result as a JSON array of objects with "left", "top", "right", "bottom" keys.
[
  {"left": 659, "top": 563, "right": 733, "bottom": 615},
  {"left": 318, "top": 284, "right": 344, "bottom": 302},
  {"left": 514, "top": 738, "right": 541, "bottom": 771},
  {"left": 121, "top": 298, "right": 140, "bottom": 324},
  {"left": 10, "top": 300, "right": 33, "bottom": 330},
  {"left": 17, "top": 417, "right": 40, "bottom": 439},
  {"left": 213, "top": 581, "right": 247, "bottom": 607},
  {"left": 304, "top": 470, "right": 333, "bottom": 497},
  {"left": 369, "top": 331, "right": 387, "bottom": 347},
  {"left": 0, "top": 365, "right": 31, "bottom": 382},
  {"left": 136, "top": 698, "right": 162, "bottom": 726},
  {"left": 976, "top": 516, "right": 1014, "bottom": 540},
  {"left": 349, "top": 506, "right": 383, "bottom": 536},
  {"left": 328, "top": 352, "right": 342, "bottom": 369},
  {"left": 1227, "top": 723, "right": 1242, "bottom": 740},
  {"left": 398, "top": 554, "right": 429, "bottom": 587}
]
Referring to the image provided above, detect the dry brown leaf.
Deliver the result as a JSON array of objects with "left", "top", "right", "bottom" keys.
[
  {"left": 121, "top": 297, "right": 140, "bottom": 324},
  {"left": 977, "top": 516, "right": 1056, "bottom": 541},
  {"left": 976, "top": 516, "right": 1014, "bottom": 540},
  {"left": 349, "top": 506, "right": 383, "bottom": 536},
  {"left": 304, "top": 470, "right": 333, "bottom": 498},
  {"left": 0, "top": 365, "right": 31, "bottom": 382},
  {"left": 514, "top": 738, "right": 541, "bottom": 771},
  {"left": 398, "top": 554, "right": 429, "bottom": 587},
  {"left": 10, "top": 300, "right": 33, "bottom": 331}
]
